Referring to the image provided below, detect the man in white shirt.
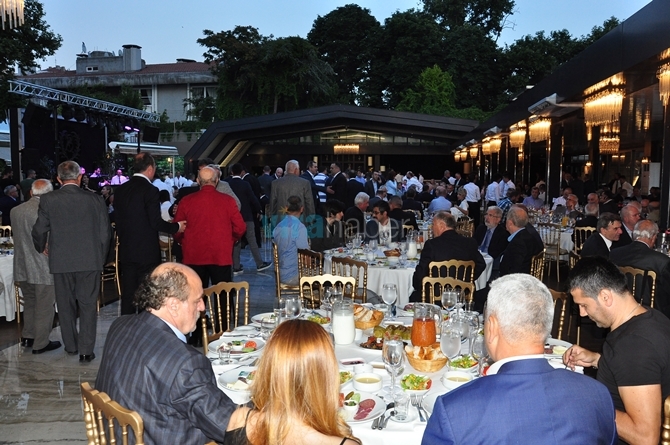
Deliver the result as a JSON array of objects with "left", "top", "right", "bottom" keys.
[
  {"left": 552, "top": 187, "right": 571, "bottom": 210},
  {"left": 498, "top": 172, "right": 515, "bottom": 199},
  {"left": 463, "top": 174, "right": 481, "bottom": 226},
  {"left": 110, "top": 169, "right": 128, "bottom": 185},
  {"left": 485, "top": 174, "right": 501, "bottom": 206},
  {"left": 405, "top": 171, "right": 423, "bottom": 193}
]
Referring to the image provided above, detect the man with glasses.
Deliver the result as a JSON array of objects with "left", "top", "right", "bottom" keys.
[
  {"left": 475, "top": 206, "right": 508, "bottom": 261},
  {"left": 364, "top": 201, "right": 401, "bottom": 244},
  {"left": 580, "top": 213, "right": 622, "bottom": 258}
]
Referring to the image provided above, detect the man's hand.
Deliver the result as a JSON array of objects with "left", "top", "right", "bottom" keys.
[
  {"left": 177, "top": 221, "right": 187, "bottom": 232},
  {"left": 563, "top": 345, "right": 600, "bottom": 370},
  {"left": 326, "top": 186, "right": 334, "bottom": 194}
]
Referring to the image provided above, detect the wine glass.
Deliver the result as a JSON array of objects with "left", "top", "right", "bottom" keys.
[
  {"left": 441, "top": 290, "right": 457, "bottom": 312},
  {"left": 285, "top": 295, "right": 302, "bottom": 320},
  {"left": 471, "top": 334, "right": 488, "bottom": 375},
  {"left": 440, "top": 322, "right": 461, "bottom": 362},
  {"left": 345, "top": 239, "right": 354, "bottom": 252},
  {"left": 369, "top": 239, "right": 378, "bottom": 252},
  {"left": 381, "top": 283, "right": 398, "bottom": 321},
  {"left": 382, "top": 339, "right": 404, "bottom": 396},
  {"left": 379, "top": 231, "right": 389, "bottom": 247},
  {"left": 217, "top": 342, "right": 234, "bottom": 364}
]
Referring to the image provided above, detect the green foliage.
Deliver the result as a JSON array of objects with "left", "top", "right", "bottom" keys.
[
  {"left": 421, "top": 0, "right": 515, "bottom": 38},
  {"left": 70, "top": 84, "right": 144, "bottom": 110},
  {"left": 0, "top": 0, "right": 62, "bottom": 121}
]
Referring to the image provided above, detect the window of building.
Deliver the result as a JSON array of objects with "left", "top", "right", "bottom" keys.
[{"left": 85, "top": 66, "right": 99, "bottom": 72}]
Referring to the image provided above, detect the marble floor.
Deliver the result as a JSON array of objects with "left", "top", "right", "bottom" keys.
[{"left": 0, "top": 245, "right": 277, "bottom": 444}]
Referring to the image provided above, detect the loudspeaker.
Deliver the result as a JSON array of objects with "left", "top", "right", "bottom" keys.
[
  {"left": 142, "top": 125, "right": 160, "bottom": 143},
  {"left": 22, "top": 103, "right": 52, "bottom": 129}
]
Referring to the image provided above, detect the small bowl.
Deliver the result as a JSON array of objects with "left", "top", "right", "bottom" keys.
[
  {"left": 388, "top": 242, "right": 399, "bottom": 249},
  {"left": 353, "top": 373, "right": 383, "bottom": 392},
  {"left": 387, "top": 256, "right": 400, "bottom": 265},
  {"left": 441, "top": 370, "right": 473, "bottom": 390},
  {"left": 552, "top": 345, "right": 568, "bottom": 355},
  {"left": 343, "top": 399, "right": 359, "bottom": 413},
  {"left": 230, "top": 341, "right": 245, "bottom": 352}
]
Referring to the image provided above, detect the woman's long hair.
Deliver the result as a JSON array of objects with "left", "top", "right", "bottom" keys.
[{"left": 249, "top": 320, "right": 357, "bottom": 445}]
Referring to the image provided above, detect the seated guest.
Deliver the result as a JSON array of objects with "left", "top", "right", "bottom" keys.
[
  {"left": 226, "top": 320, "right": 360, "bottom": 445},
  {"left": 474, "top": 206, "right": 508, "bottom": 261},
  {"left": 423, "top": 274, "right": 616, "bottom": 445},
  {"left": 96, "top": 263, "right": 236, "bottom": 445},
  {"left": 343, "top": 192, "right": 368, "bottom": 234},
  {"left": 273, "top": 196, "right": 309, "bottom": 285},
  {"left": 416, "top": 181, "right": 435, "bottom": 204},
  {"left": 499, "top": 206, "right": 543, "bottom": 276},
  {"left": 576, "top": 202, "right": 599, "bottom": 228},
  {"left": 521, "top": 186, "right": 543, "bottom": 210},
  {"left": 410, "top": 211, "right": 485, "bottom": 302},
  {"left": 427, "top": 186, "right": 452, "bottom": 214},
  {"left": 444, "top": 183, "right": 458, "bottom": 204},
  {"left": 566, "top": 194, "right": 582, "bottom": 219},
  {"left": 609, "top": 220, "right": 670, "bottom": 317},
  {"left": 647, "top": 200, "right": 660, "bottom": 223},
  {"left": 611, "top": 204, "right": 640, "bottom": 250},
  {"left": 497, "top": 188, "right": 520, "bottom": 221},
  {"left": 388, "top": 195, "right": 418, "bottom": 232},
  {"left": 565, "top": 256, "right": 670, "bottom": 445},
  {"left": 366, "top": 186, "right": 387, "bottom": 212},
  {"left": 402, "top": 186, "right": 423, "bottom": 217},
  {"left": 450, "top": 188, "right": 469, "bottom": 219},
  {"left": 310, "top": 200, "right": 345, "bottom": 252},
  {"left": 580, "top": 212, "right": 622, "bottom": 258},
  {"left": 364, "top": 200, "right": 401, "bottom": 243},
  {"left": 599, "top": 189, "right": 619, "bottom": 215},
  {"left": 551, "top": 187, "right": 571, "bottom": 210},
  {"left": 0, "top": 185, "right": 19, "bottom": 225}
]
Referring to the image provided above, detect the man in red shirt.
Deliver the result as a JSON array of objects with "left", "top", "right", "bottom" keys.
[{"left": 173, "top": 166, "right": 246, "bottom": 292}]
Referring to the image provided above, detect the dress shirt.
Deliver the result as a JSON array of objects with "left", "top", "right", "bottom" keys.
[
  {"left": 497, "top": 197, "right": 513, "bottom": 220},
  {"left": 486, "top": 354, "right": 546, "bottom": 375},
  {"left": 427, "top": 196, "right": 452, "bottom": 213},
  {"left": 158, "top": 318, "right": 187, "bottom": 343},
  {"left": 463, "top": 182, "right": 480, "bottom": 202},
  {"left": 499, "top": 179, "right": 515, "bottom": 198},
  {"left": 600, "top": 233, "right": 613, "bottom": 250},
  {"left": 314, "top": 172, "right": 327, "bottom": 202},
  {"left": 552, "top": 196, "right": 567, "bottom": 210},
  {"left": 485, "top": 181, "right": 500, "bottom": 202},
  {"left": 522, "top": 196, "right": 544, "bottom": 210},
  {"left": 406, "top": 177, "right": 423, "bottom": 193},
  {"left": 507, "top": 227, "right": 524, "bottom": 242}
]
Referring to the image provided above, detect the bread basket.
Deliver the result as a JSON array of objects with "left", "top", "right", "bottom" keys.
[
  {"left": 405, "top": 344, "right": 448, "bottom": 373},
  {"left": 353, "top": 305, "right": 384, "bottom": 330}
]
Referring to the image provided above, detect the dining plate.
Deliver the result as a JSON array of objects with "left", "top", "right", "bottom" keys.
[
  {"left": 302, "top": 309, "right": 331, "bottom": 327},
  {"left": 251, "top": 312, "right": 276, "bottom": 324},
  {"left": 544, "top": 338, "right": 572, "bottom": 358},
  {"left": 217, "top": 366, "right": 257, "bottom": 392},
  {"left": 208, "top": 337, "right": 266, "bottom": 355},
  {"left": 422, "top": 392, "right": 442, "bottom": 415},
  {"left": 342, "top": 392, "right": 386, "bottom": 424}
]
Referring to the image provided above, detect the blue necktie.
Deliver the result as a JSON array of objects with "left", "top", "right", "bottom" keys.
[{"left": 481, "top": 229, "right": 493, "bottom": 253}]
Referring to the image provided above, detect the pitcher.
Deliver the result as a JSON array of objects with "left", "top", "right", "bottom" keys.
[
  {"left": 332, "top": 299, "right": 355, "bottom": 345},
  {"left": 411, "top": 303, "right": 436, "bottom": 347}
]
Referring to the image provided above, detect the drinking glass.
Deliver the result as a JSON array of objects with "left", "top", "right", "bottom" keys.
[
  {"left": 260, "top": 317, "right": 277, "bottom": 340},
  {"left": 382, "top": 339, "right": 404, "bottom": 396},
  {"left": 369, "top": 239, "right": 378, "bottom": 252},
  {"left": 217, "top": 342, "right": 234, "bottom": 364},
  {"left": 441, "top": 290, "right": 457, "bottom": 311},
  {"left": 380, "top": 231, "right": 390, "bottom": 247},
  {"left": 346, "top": 239, "right": 354, "bottom": 252},
  {"left": 284, "top": 295, "right": 302, "bottom": 320},
  {"left": 353, "top": 234, "right": 363, "bottom": 249},
  {"left": 381, "top": 283, "right": 398, "bottom": 320},
  {"left": 392, "top": 392, "right": 410, "bottom": 421},
  {"left": 471, "top": 334, "right": 488, "bottom": 375},
  {"left": 273, "top": 297, "right": 286, "bottom": 323},
  {"left": 440, "top": 323, "right": 461, "bottom": 360}
]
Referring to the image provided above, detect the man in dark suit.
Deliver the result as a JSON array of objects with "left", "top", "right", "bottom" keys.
[
  {"left": 258, "top": 165, "right": 274, "bottom": 198},
  {"left": 96, "top": 263, "right": 236, "bottom": 445},
  {"left": 609, "top": 220, "right": 670, "bottom": 317},
  {"left": 402, "top": 186, "right": 423, "bottom": 217},
  {"left": 367, "top": 186, "right": 387, "bottom": 212},
  {"left": 599, "top": 189, "right": 619, "bottom": 215},
  {"left": 423, "top": 273, "right": 617, "bottom": 445},
  {"left": 364, "top": 171, "right": 383, "bottom": 197},
  {"left": 32, "top": 161, "right": 111, "bottom": 362},
  {"left": 575, "top": 202, "right": 599, "bottom": 228},
  {"left": 580, "top": 212, "right": 622, "bottom": 259},
  {"left": 327, "top": 162, "right": 347, "bottom": 203},
  {"left": 410, "top": 211, "right": 486, "bottom": 302},
  {"left": 388, "top": 195, "right": 418, "bottom": 231},
  {"left": 241, "top": 165, "right": 263, "bottom": 247},
  {"left": 474, "top": 206, "right": 508, "bottom": 262},
  {"left": 300, "top": 160, "right": 329, "bottom": 212},
  {"left": 0, "top": 184, "right": 20, "bottom": 225},
  {"left": 343, "top": 191, "right": 368, "bottom": 234},
  {"left": 499, "top": 206, "right": 544, "bottom": 276},
  {"left": 611, "top": 204, "right": 640, "bottom": 250},
  {"left": 345, "top": 169, "right": 365, "bottom": 209},
  {"left": 114, "top": 153, "right": 185, "bottom": 316}
]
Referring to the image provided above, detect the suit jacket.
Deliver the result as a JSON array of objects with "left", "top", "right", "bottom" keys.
[
  {"left": 224, "top": 177, "right": 260, "bottom": 222},
  {"left": 269, "top": 174, "right": 315, "bottom": 220},
  {"left": 389, "top": 208, "right": 418, "bottom": 231},
  {"left": 242, "top": 173, "right": 262, "bottom": 201},
  {"left": 345, "top": 179, "right": 365, "bottom": 209},
  {"left": 580, "top": 233, "right": 611, "bottom": 259},
  {"left": 344, "top": 206, "right": 365, "bottom": 234},
  {"left": 329, "top": 172, "right": 347, "bottom": 203},
  {"left": 609, "top": 241, "right": 670, "bottom": 316},
  {"left": 300, "top": 171, "right": 327, "bottom": 210},
  {"left": 364, "top": 179, "right": 381, "bottom": 197},
  {"left": 611, "top": 226, "right": 632, "bottom": 250},
  {"left": 599, "top": 200, "right": 619, "bottom": 216},
  {"left": 257, "top": 173, "right": 274, "bottom": 197},
  {"left": 499, "top": 228, "right": 544, "bottom": 276},
  {"left": 411, "top": 230, "right": 486, "bottom": 301},
  {"left": 364, "top": 219, "right": 402, "bottom": 243},
  {"left": 402, "top": 198, "right": 423, "bottom": 215},
  {"left": 0, "top": 195, "right": 19, "bottom": 225},
  {"left": 576, "top": 215, "right": 598, "bottom": 228},
  {"left": 32, "top": 184, "right": 110, "bottom": 274},
  {"left": 12, "top": 197, "right": 53, "bottom": 285},
  {"left": 113, "top": 175, "right": 180, "bottom": 265},
  {"left": 95, "top": 311, "right": 235, "bottom": 445},
  {"left": 422, "top": 359, "right": 616, "bottom": 445},
  {"left": 474, "top": 223, "right": 508, "bottom": 260}
]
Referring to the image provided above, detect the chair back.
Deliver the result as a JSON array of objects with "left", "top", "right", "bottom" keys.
[
  {"left": 272, "top": 241, "right": 300, "bottom": 300},
  {"left": 569, "top": 251, "right": 581, "bottom": 270},
  {"left": 619, "top": 266, "right": 657, "bottom": 308},
  {"left": 572, "top": 226, "right": 596, "bottom": 254},
  {"left": 421, "top": 276, "right": 474, "bottom": 304},
  {"left": 662, "top": 394, "right": 670, "bottom": 445},
  {"left": 455, "top": 218, "right": 473, "bottom": 237},
  {"left": 80, "top": 382, "right": 145, "bottom": 445},
  {"left": 331, "top": 256, "right": 368, "bottom": 303},
  {"left": 549, "top": 289, "right": 570, "bottom": 341},
  {"left": 530, "top": 250, "right": 545, "bottom": 281},
  {"left": 158, "top": 234, "right": 172, "bottom": 262},
  {"left": 537, "top": 223, "right": 561, "bottom": 246},
  {"left": 200, "top": 281, "right": 250, "bottom": 355},
  {"left": 297, "top": 249, "right": 323, "bottom": 280},
  {"left": 299, "top": 274, "right": 357, "bottom": 309},
  {"left": 428, "top": 259, "right": 476, "bottom": 285},
  {"left": 402, "top": 224, "right": 415, "bottom": 239},
  {"left": 0, "top": 225, "right": 11, "bottom": 237}
]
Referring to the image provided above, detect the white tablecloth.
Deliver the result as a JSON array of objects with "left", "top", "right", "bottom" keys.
[{"left": 0, "top": 255, "right": 16, "bottom": 321}]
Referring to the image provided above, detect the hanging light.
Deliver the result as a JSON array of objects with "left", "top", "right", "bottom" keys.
[
  {"left": 658, "top": 49, "right": 670, "bottom": 106},
  {"left": 333, "top": 144, "right": 359, "bottom": 155},
  {"left": 460, "top": 149, "right": 468, "bottom": 161},
  {"left": 599, "top": 122, "right": 620, "bottom": 155},
  {"left": 1, "top": 0, "right": 24, "bottom": 30},
  {"left": 583, "top": 74, "right": 625, "bottom": 127},
  {"left": 454, "top": 151, "right": 461, "bottom": 162},
  {"left": 518, "top": 149, "right": 524, "bottom": 162},
  {"left": 482, "top": 139, "right": 491, "bottom": 156},
  {"left": 469, "top": 144, "right": 479, "bottom": 158},
  {"left": 490, "top": 138, "right": 502, "bottom": 154},
  {"left": 509, "top": 121, "right": 527, "bottom": 148},
  {"left": 528, "top": 117, "right": 551, "bottom": 142}
]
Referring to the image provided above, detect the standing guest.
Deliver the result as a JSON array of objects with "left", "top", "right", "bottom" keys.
[
  {"left": 314, "top": 165, "right": 329, "bottom": 205},
  {"left": 474, "top": 206, "right": 508, "bottom": 261},
  {"left": 364, "top": 170, "right": 383, "bottom": 198},
  {"left": 269, "top": 160, "right": 315, "bottom": 227},
  {"left": 422, "top": 273, "right": 616, "bottom": 445},
  {"left": 499, "top": 206, "right": 543, "bottom": 276},
  {"left": 565, "top": 256, "right": 670, "bottom": 445},
  {"left": 611, "top": 204, "right": 640, "bottom": 250},
  {"left": 226, "top": 320, "right": 360, "bottom": 445},
  {"left": 498, "top": 172, "right": 515, "bottom": 199},
  {"left": 616, "top": 175, "right": 634, "bottom": 198},
  {"left": 522, "top": 186, "right": 544, "bottom": 210},
  {"left": 344, "top": 169, "right": 365, "bottom": 209},
  {"left": 580, "top": 213, "right": 622, "bottom": 258},
  {"left": 310, "top": 200, "right": 345, "bottom": 252},
  {"left": 114, "top": 153, "right": 185, "bottom": 316},
  {"left": 110, "top": 169, "right": 128, "bottom": 185},
  {"left": 300, "top": 160, "right": 330, "bottom": 212},
  {"left": 163, "top": 172, "right": 173, "bottom": 189},
  {"left": 258, "top": 165, "right": 274, "bottom": 198},
  {"left": 225, "top": 163, "right": 272, "bottom": 274},
  {"left": 241, "top": 165, "right": 264, "bottom": 249},
  {"left": 0, "top": 167, "right": 16, "bottom": 194},
  {"left": 485, "top": 174, "right": 502, "bottom": 207},
  {"left": 96, "top": 263, "right": 236, "bottom": 445},
  {"left": 385, "top": 169, "right": 399, "bottom": 197},
  {"left": 174, "top": 170, "right": 187, "bottom": 188},
  {"left": 32, "top": 161, "right": 110, "bottom": 362},
  {"left": 0, "top": 185, "right": 20, "bottom": 225},
  {"left": 609, "top": 220, "right": 670, "bottom": 317},
  {"left": 174, "top": 166, "right": 246, "bottom": 297},
  {"left": 441, "top": 169, "right": 456, "bottom": 185},
  {"left": 364, "top": 201, "right": 402, "bottom": 243},
  {"left": 453, "top": 172, "right": 464, "bottom": 188},
  {"left": 274, "top": 167, "right": 283, "bottom": 179},
  {"left": 405, "top": 171, "right": 423, "bottom": 193},
  {"left": 19, "top": 169, "right": 36, "bottom": 200},
  {"left": 13, "top": 179, "right": 59, "bottom": 354},
  {"left": 273, "top": 196, "right": 309, "bottom": 286},
  {"left": 343, "top": 192, "right": 369, "bottom": 234},
  {"left": 463, "top": 173, "right": 481, "bottom": 227},
  {"left": 355, "top": 170, "right": 366, "bottom": 185},
  {"left": 410, "top": 211, "right": 485, "bottom": 302},
  {"left": 327, "top": 162, "right": 347, "bottom": 203},
  {"left": 427, "top": 186, "right": 452, "bottom": 214}
]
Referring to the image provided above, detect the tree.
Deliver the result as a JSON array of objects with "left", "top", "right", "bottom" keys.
[
  {"left": 396, "top": 65, "right": 456, "bottom": 115},
  {"left": 0, "top": 0, "right": 61, "bottom": 121},
  {"left": 307, "top": 4, "right": 382, "bottom": 105},
  {"left": 421, "top": 0, "right": 515, "bottom": 39}
]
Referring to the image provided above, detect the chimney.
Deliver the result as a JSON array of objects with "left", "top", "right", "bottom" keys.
[{"left": 122, "top": 44, "right": 142, "bottom": 72}]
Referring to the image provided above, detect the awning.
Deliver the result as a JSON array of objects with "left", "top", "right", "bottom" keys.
[{"left": 108, "top": 141, "right": 179, "bottom": 157}]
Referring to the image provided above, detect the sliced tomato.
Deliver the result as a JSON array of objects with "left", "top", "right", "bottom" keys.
[
  {"left": 425, "top": 379, "right": 432, "bottom": 389},
  {"left": 244, "top": 340, "right": 257, "bottom": 349}
]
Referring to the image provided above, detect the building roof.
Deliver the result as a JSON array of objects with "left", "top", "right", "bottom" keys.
[{"left": 24, "top": 61, "right": 212, "bottom": 79}]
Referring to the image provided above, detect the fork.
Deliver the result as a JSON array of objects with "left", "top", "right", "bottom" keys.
[{"left": 410, "top": 394, "right": 426, "bottom": 422}]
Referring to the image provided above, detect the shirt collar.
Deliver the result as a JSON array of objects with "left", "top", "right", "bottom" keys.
[
  {"left": 486, "top": 354, "right": 546, "bottom": 375},
  {"left": 157, "top": 317, "right": 187, "bottom": 343},
  {"left": 599, "top": 233, "right": 613, "bottom": 250},
  {"left": 507, "top": 227, "right": 525, "bottom": 242},
  {"left": 133, "top": 173, "right": 152, "bottom": 183}
]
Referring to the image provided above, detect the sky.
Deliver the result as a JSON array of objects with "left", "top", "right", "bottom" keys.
[{"left": 37, "top": 0, "right": 652, "bottom": 70}]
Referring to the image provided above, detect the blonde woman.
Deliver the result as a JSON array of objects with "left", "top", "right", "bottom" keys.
[{"left": 225, "top": 320, "right": 360, "bottom": 445}]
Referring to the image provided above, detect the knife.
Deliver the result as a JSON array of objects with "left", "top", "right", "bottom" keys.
[{"left": 380, "top": 410, "right": 395, "bottom": 429}]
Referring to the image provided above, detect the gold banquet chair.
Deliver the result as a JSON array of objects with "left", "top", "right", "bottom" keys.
[
  {"left": 662, "top": 394, "right": 670, "bottom": 445},
  {"left": 618, "top": 266, "right": 657, "bottom": 308},
  {"left": 200, "top": 281, "right": 250, "bottom": 356},
  {"left": 299, "top": 274, "right": 357, "bottom": 309},
  {"left": 0, "top": 225, "right": 12, "bottom": 237},
  {"left": 530, "top": 251, "right": 545, "bottom": 281},
  {"left": 99, "top": 232, "right": 120, "bottom": 311},
  {"left": 548, "top": 289, "right": 572, "bottom": 342},
  {"left": 428, "top": 259, "right": 476, "bottom": 286},
  {"left": 455, "top": 218, "right": 474, "bottom": 237},
  {"left": 80, "top": 382, "right": 145, "bottom": 445},
  {"left": 298, "top": 248, "right": 323, "bottom": 279},
  {"left": 272, "top": 241, "right": 300, "bottom": 301},
  {"left": 158, "top": 233, "right": 173, "bottom": 263},
  {"left": 538, "top": 223, "right": 569, "bottom": 282},
  {"left": 421, "top": 276, "right": 474, "bottom": 305},
  {"left": 331, "top": 256, "right": 369, "bottom": 303},
  {"left": 14, "top": 283, "right": 23, "bottom": 324},
  {"left": 572, "top": 226, "right": 596, "bottom": 254}
]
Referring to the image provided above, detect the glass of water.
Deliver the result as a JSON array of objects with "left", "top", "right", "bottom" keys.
[
  {"left": 284, "top": 295, "right": 302, "bottom": 320},
  {"left": 440, "top": 322, "right": 461, "bottom": 361},
  {"left": 381, "top": 283, "right": 398, "bottom": 320},
  {"left": 260, "top": 317, "right": 277, "bottom": 340}
]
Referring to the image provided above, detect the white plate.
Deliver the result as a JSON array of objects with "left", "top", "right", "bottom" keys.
[
  {"left": 400, "top": 374, "right": 432, "bottom": 396},
  {"left": 251, "top": 312, "right": 276, "bottom": 324},
  {"left": 544, "top": 338, "right": 572, "bottom": 358},
  {"left": 343, "top": 392, "right": 386, "bottom": 424},
  {"left": 422, "top": 392, "right": 442, "bottom": 415},
  {"left": 208, "top": 337, "right": 266, "bottom": 355},
  {"left": 217, "top": 366, "right": 257, "bottom": 392},
  {"left": 389, "top": 407, "right": 418, "bottom": 423},
  {"left": 302, "top": 310, "right": 331, "bottom": 328}
]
